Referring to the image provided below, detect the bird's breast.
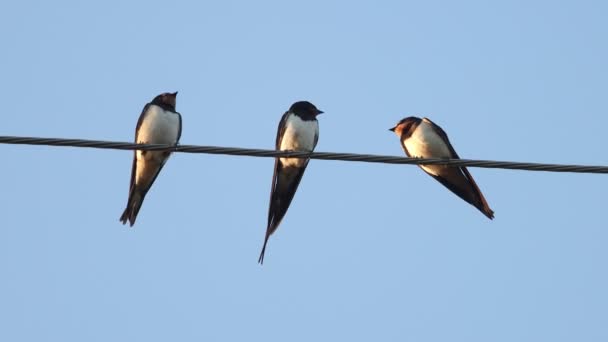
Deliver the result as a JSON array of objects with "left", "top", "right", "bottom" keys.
[
  {"left": 403, "top": 122, "right": 452, "bottom": 176},
  {"left": 279, "top": 114, "right": 318, "bottom": 167},
  {"left": 137, "top": 105, "right": 180, "bottom": 145},
  {"left": 404, "top": 122, "right": 451, "bottom": 159}
]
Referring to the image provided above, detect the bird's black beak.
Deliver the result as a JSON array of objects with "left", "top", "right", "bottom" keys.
[
  {"left": 317, "top": 110, "right": 324, "bottom": 115},
  {"left": 389, "top": 127, "right": 396, "bottom": 132},
  {"left": 172, "top": 91, "right": 178, "bottom": 96}
]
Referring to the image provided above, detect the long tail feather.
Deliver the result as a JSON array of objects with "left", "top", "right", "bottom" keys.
[{"left": 119, "top": 190, "right": 144, "bottom": 226}]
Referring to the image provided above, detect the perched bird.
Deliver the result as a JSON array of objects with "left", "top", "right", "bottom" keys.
[
  {"left": 119, "top": 92, "right": 182, "bottom": 226},
  {"left": 259, "top": 101, "right": 324, "bottom": 264},
  {"left": 389, "top": 117, "right": 494, "bottom": 219}
]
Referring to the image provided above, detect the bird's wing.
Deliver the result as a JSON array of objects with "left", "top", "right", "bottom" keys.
[
  {"left": 127, "top": 103, "right": 152, "bottom": 192},
  {"left": 423, "top": 117, "right": 493, "bottom": 218}
]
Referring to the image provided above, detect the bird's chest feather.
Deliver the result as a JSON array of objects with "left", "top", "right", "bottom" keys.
[
  {"left": 136, "top": 105, "right": 180, "bottom": 163},
  {"left": 404, "top": 123, "right": 450, "bottom": 158},
  {"left": 280, "top": 115, "right": 318, "bottom": 151},
  {"left": 403, "top": 122, "right": 452, "bottom": 176},
  {"left": 137, "top": 105, "right": 180, "bottom": 145},
  {"left": 279, "top": 114, "right": 318, "bottom": 167}
]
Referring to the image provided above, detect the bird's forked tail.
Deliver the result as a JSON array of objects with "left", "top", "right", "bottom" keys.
[{"left": 119, "top": 189, "right": 144, "bottom": 227}]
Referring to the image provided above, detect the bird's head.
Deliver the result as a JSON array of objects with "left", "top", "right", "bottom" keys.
[
  {"left": 152, "top": 91, "right": 178, "bottom": 111},
  {"left": 289, "top": 101, "right": 324, "bottom": 119},
  {"left": 389, "top": 117, "right": 418, "bottom": 136}
]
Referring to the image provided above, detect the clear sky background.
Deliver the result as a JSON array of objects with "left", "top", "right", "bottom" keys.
[{"left": 1, "top": 1, "right": 607, "bottom": 341}]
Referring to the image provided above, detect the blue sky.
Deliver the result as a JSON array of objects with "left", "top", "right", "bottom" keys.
[{"left": 1, "top": 1, "right": 607, "bottom": 341}]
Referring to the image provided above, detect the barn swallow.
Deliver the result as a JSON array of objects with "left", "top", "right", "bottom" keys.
[
  {"left": 119, "top": 92, "right": 182, "bottom": 226},
  {"left": 389, "top": 117, "right": 494, "bottom": 219},
  {"left": 259, "top": 101, "right": 324, "bottom": 264}
]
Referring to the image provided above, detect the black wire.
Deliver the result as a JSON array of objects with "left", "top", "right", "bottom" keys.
[{"left": 0, "top": 135, "right": 606, "bottom": 174}]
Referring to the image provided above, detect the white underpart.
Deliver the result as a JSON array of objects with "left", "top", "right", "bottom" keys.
[
  {"left": 279, "top": 113, "right": 318, "bottom": 167},
  {"left": 403, "top": 119, "right": 451, "bottom": 176},
  {"left": 135, "top": 104, "right": 180, "bottom": 181}
]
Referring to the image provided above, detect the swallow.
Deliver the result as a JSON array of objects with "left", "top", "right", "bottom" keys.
[
  {"left": 389, "top": 117, "right": 494, "bottom": 219},
  {"left": 119, "top": 92, "right": 182, "bottom": 226},
  {"left": 259, "top": 101, "right": 324, "bottom": 264}
]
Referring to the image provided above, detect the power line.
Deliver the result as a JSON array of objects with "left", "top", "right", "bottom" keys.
[{"left": 0, "top": 135, "right": 606, "bottom": 174}]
